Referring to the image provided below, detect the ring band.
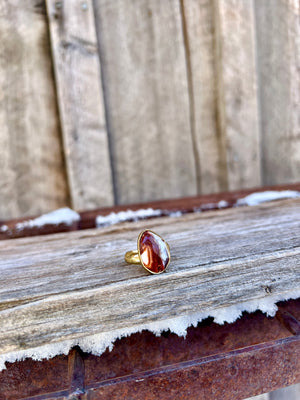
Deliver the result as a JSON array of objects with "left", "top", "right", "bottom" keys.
[
  {"left": 125, "top": 229, "right": 170, "bottom": 274},
  {"left": 124, "top": 250, "right": 141, "bottom": 264}
]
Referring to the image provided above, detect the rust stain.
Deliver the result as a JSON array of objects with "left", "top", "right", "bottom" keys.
[{"left": 0, "top": 300, "right": 299, "bottom": 400}]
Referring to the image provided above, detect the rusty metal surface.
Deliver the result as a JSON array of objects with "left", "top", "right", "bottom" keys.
[
  {"left": 79, "top": 182, "right": 300, "bottom": 230},
  {"left": 0, "top": 300, "right": 299, "bottom": 400},
  {"left": 86, "top": 336, "right": 300, "bottom": 400},
  {"left": 1, "top": 182, "right": 299, "bottom": 239},
  {"left": 0, "top": 355, "right": 69, "bottom": 400},
  {"left": 0, "top": 221, "right": 79, "bottom": 240},
  {"left": 84, "top": 309, "right": 291, "bottom": 384}
]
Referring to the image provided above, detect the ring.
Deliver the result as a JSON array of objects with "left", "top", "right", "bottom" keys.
[{"left": 125, "top": 229, "right": 170, "bottom": 274}]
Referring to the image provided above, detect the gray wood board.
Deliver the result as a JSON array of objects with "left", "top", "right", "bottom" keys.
[
  {"left": 214, "top": 0, "right": 262, "bottom": 190},
  {"left": 254, "top": 0, "right": 300, "bottom": 186},
  {"left": 0, "top": 199, "right": 299, "bottom": 355},
  {"left": 93, "top": 0, "right": 198, "bottom": 204},
  {"left": 0, "top": 0, "right": 69, "bottom": 219},
  {"left": 181, "top": 0, "right": 224, "bottom": 193},
  {"left": 46, "top": 0, "right": 114, "bottom": 210}
]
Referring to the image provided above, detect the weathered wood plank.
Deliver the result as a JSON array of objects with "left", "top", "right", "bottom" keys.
[
  {"left": 0, "top": 0, "right": 69, "bottom": 219},
  {"left": 247, "top": 395, "right": 269, "bottom": 400},
  {"left": 254, "top": 0, "right": 300, "bottom": 186},
  {"left": 180, "top": 0, "right": 225, "bottom": 193},
  {"left": 214, "top": 0, "right": 262, "bottom": 190},
  {"left": 270, "top": 384, "right": 300, "bottom": 400},
  {"left": 93, "top": 0, "right": 197, "bottom": 204},
  {"left": 0, "top": 199, "right": 299, "bottom": 356},
  {"left": 46, "top": 0, "right": 114, "bottom": 210}
]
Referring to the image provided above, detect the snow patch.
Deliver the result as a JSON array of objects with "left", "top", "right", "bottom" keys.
[
  {"left": 15, "top": 208, "right": 80, "bottom": 231},
  {"left": 1, "top": 289, "right": 299, "bottom": 371},
  {"left": 236, "top": 190, "right": 300, "bottom": 207},
  {"left": 0, "top": 225, "right": 8, "bottom": 232},
  {"left": 168, "top": 210, "right": 183, "bottom": 218},
  {"left": 96, "top": 208, "right": 162, "bottom": 227},
  {"left": 218, "top": 200, "right": 228, "bottom": 209},
  {"left": 200, "top": 203, "right": 216, "bottom": 210}
]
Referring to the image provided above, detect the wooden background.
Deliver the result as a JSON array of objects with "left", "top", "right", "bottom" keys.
[{"left": 0, "top": 0, "right": 299, "bottom": 220}]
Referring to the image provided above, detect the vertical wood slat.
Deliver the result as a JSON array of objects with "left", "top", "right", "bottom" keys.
[
  {"left": 178, "top": 0, "right": 264, "bottom": 195},
  {"left": 180, "top": 0, "right": 225, "bottom": 194},
  {"left": 0, "top": 0, "right": 69, "bottom": 219},
  {"left": 255, "top": 0, "right": 300, "bottom": 186},
  {"left": 93, "top": 0, "right": 198, "bottom": 205},
  {"left": 214, "top": 0, "right": 262, "bottom": 190},
  {"left": 46, "top": 0, "right": 114, "bottom": 210}
]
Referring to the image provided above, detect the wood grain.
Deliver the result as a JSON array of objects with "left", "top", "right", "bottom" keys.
[
  {"left": 180, "top": 0, "right": 225, "bottom": 193},
  {"left": 0, "top": 0, "right": 69, "bottom": 219},
  {"left": 270, "top": 384, "right": 300, "bottom": 400},
  {"left": 214, "top": 0, "right": 262, "bottom": 190},
  {"left": 252, "top": 391, "right": 269, "bottom": 400},
  {"left": 93, "top": 0, "right": 198, "bottom": 204},
  {"left": 0, "top": 198, "right": 299, "bottom": 356},
  {"left": 254, "top": 0, "right": 300, "bottom": 186},
  {"left": 46, "top": 0, "right": 114, "bottom": 210},
  {"left": 247, "top": 395, "right": 269, "bottom": 400}
]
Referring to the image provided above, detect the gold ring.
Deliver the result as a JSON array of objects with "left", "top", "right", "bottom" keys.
[{"left": 125, "top": 229, "right": 170, "bottom": 274}]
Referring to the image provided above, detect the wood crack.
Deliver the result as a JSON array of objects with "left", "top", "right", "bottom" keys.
[{"left": 179, "top": 0, "right": 202, "bottom": 194}]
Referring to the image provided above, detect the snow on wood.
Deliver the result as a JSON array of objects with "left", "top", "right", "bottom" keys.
[
  {"left": 14, "top": 208, "right": 80, "bottom": 231},
  {"left": 96, "top": 208, "right": 163, "bottom": 227},
  {"left": 0, "top": 199, "right": 299, "bottom": 370},
  {"left": 236, "top": 190, "right": 300, "bottom": 206}
]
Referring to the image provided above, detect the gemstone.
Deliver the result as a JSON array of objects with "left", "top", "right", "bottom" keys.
[{"left": 138, "top": 230, "right": 170, "bottom": 274}]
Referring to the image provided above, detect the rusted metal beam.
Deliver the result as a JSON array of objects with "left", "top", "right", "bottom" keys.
[
  {"left": 68, "top": 348, "right": 85, "bottom": 399},
  {"left": 1, "top": 300, "right": 299, "bottom": 400},
  {"left": 79, "top": 182, "right": 300, "bottom": 230},
  {"left": 85, "top": 336, "right": 300, "bottom": 400},
  {"left": 0, "top": 183, "right": 299, "bottom": 240}
]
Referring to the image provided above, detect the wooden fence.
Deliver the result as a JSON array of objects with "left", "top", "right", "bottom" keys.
[{"left": 0, "top": 0, "right": 299, "bottom": 220}]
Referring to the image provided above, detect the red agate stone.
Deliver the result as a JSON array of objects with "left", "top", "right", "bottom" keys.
[{"left": 138, "top": 230, "right": 170, "bottom": 274}]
